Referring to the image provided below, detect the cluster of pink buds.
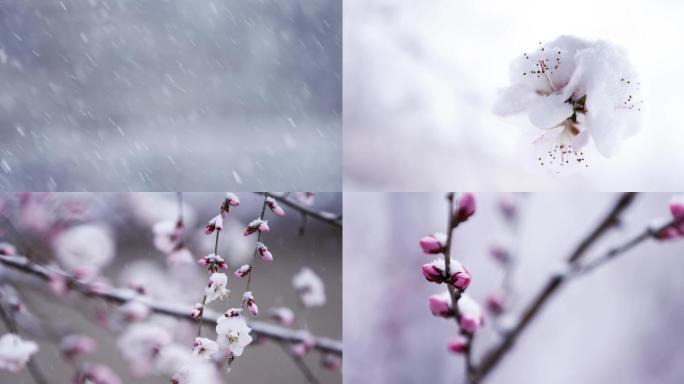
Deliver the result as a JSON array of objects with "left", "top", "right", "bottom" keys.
[
  {"left": 244, "top": 218, "right": 269, "bottom": 236},
  {"left": 655, "top": 195, "right": 684, "bottom": 240},
  {"left": 265, "top": 196, "right": 286, "bottom": 217},
  {"left": 205, "top": 192, "right": 240, "bottom": 235},
  {"left": 198, "top": 253, "right": 227, "bottom": 273},
  {"left": 242, "top": 291, "right": 259, "bottom": 316},
  {"left": 420, "top": 193, "right": 484, "bottom": 355}
]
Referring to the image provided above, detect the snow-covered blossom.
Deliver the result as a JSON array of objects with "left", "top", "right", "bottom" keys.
[
  {"left": 117, "top": 323, "right": 172, "bottom": 376},
  {"left": 0, "top": 242, "right": 16, "bottom": 256},
  {"left": 197, "top": 253, "right": 227, "bottom": 273},
  {"left": 76, "top": 363, "right": 122, "bottom": 384},
  {"left": 294, "top": 192, "right": 315, "bottom": 206},
  {"left": 256, "top": 242, "right": 273, "bottom": 262},
  {"left": 268, "top": 307, "right": 295, "bottom": 326},
  {"left": 204, "top": 273, "right": 230, "bottom": 303},
  {"left": 224, "top": 193, "right": 240, "bottom": 209},
  {"left": 453, "top": 193, "right": 476, "bottom": 224},
  {"left": 190, "top": 303, "right": 204, "bottom": 320},
  {"left": 419, "top": 233, "right": 447, "bottom": 255},
  {"left": 52, "top": 224, "right": 115, "bottom": 273},
  {"left": 118, "top": 300, "right": 151, "bottom": 322},
  {"left": 421, "top": 258, "right": 472, "bottom": 290},
  {"left": 293, "top": 267, "right": 326, "bottom": 307},
  {"left": 243, "top": 219, "right": 269, "bottom": 236},
  {"left": 494, "top": 36, "right": 642, "bottom": 168},
  {"left": 216, "top": 312, "right": 253, "bottom": 357},
  {"left": 447, "top": 336, "right": 468, "bottom": 354},
  {"left": 428, "top": 291, "right": 454, "bottom": 318},
  {"left": 204, "top": 215, "right": 223, "bottom": 235},
  {"left": 242, "top": 291, "right": 258, "bottom": 316},
  {"left": 234, "top": 264, "right": 251, "bottom": 278},
  {"left": 265, "top": 196, "right": 286, "bottom": 217},
  {"left": 0, "top": 333, "right": 38, "bottom": 372},
  {"left": 192, "top": 337, "right": 218, "bottom": 360},
  {"left": 60, "top": 334, "right": 96, "bottom": 360},
  {"left": 458, "top": 294, "right": 485, "bottom": 334},
  {"left": 170, "top": 362, "right": 223, "bottom": 384},
  {"left": 291, "top": 332, "right": 315, "bottom": 358},
  {"left": 152, "top": 220, "right": 183, "bottom": 254}
]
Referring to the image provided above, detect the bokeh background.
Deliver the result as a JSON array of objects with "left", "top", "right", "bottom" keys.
[
  {"left": 344, "top": 0, "right": 684, "bottom": 191},
  {"left": 0, "top": 1, "right": 341, "bottom": 191},
  {"left": 344, "top": 193, "right": 684, "bottom": 384},
  {"left": 0, "top": 192, "right": 341, "bottom": 383}
]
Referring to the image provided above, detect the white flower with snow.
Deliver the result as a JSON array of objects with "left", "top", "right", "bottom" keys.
[
  {"left": 152, "top": 220, "right": 181, "bottom": 254},
  {"left": 171, "top": 362, "right": 223, "bottom": 384},
  {"left": 117, "top": 323, "right": 172, "bottom": 376},
  {"left": 192, "top": 337, "right": 219, "bottom": 360},
  {"left": 0, "top": 333, "right": 38, "bottom": 372},
  {"left": 494, "top": 36, "right": 642, "bottom": 170},
  {"left": 204, "top": 273, "right": 230, "bottom": 303},
  {"left": 52, "top": 224, "right": 115, "bottom": 273},
  {"left": 292, "top": 267, "right": 326, "bottom": 307},
  {"left": 215, "top": 312, "right": 253, "bottom": 357}
]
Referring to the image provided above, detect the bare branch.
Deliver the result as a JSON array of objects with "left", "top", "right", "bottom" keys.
[
  {"left": 255, "top": 193, "right": 342, "bottom": 229},
  {"left": 0, "top": 254, "right": 342, "bottom": 356}
]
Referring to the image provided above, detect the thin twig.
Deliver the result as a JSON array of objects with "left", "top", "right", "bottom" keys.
[
  {"left": 255, "top": 193, "right": 342, "bottom": 229},
  {"left": 245, "top": 196, "right": 268, "bottom": 294},
  {"left": 473, "top": 192, "right": 637, "bottom": 383},
  {"left": 277, "top": 341, "right": 321, "bottom": 384},
  {"left": 0, "top": 254, "right": 342, "bottom": 356}
]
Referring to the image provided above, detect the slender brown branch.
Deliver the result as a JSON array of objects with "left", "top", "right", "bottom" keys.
[
  {"left": 245, "top": 196, "right": 268, "bottom": 294},
  {"left": 0, "top": 254, "right": 342, "bottom": 356},
  {"left": 473, "top": 192, "right": 637, "bottom": 383},
  {"left": 277, "top": 341, "right": 321, "bottom": 384},
  {"left": 255, "top": 193, "right": 342, "bottom": 229}
]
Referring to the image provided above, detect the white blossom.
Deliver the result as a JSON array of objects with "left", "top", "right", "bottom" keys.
[
  {"left": 204, "top": 273, "right": 230, "bottom": 303},
  {"left": 0, "top": 333, "right": 38, "bottom": 372},
  {"left": 494, "top": 36, "right": 642, "bottom": 170},
  {"left": 215, "top": 312, "right": 253, "bottom": 357},
  {"left": 117, "top": 323, "right": 172, "bottom": 376},
  {"left": 52, "top": 224, "right": 115, "bottom": 273},
  {"left": 192, "top": 337, "right": 219, "bottom": 360},
  {"left": 292, "top": 267, "right": 326, "bottom": 307}
]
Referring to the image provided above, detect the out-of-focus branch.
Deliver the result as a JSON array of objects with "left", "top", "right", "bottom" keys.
[
  {"left": 0, "top": 254, "right": 342, "bottom": 356},
  {"left": 277, "top": 341, "right": 321, "bottom": 384},
  {"left": 255, "top": 193, "right": 342, "bottom": 229},
  {"left": 473, "top": 192, "right": 637, "bottom": 383}
]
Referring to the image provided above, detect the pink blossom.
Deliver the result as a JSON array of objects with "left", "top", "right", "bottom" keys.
[
  {"left": 256, "top": 242, "right": 273, "bottom": 262},
  {"left": 447, "top": 335, "right": 468, "bottom": 354},
  {"left": 419, "top": 233, "right": 447, "bottom": 255},
  {"left": 243, "top": 291, "right": 258, "bottom": 316},
  {"left": 204, "top": 214, "right": 224, "bottom": 235},
  {"left": 48, "top": 272, "right": 68, "bottom": 296},
  {"left": 268, "top": 307, "right": 295, "bottom": 326},
  {"left": 458, "top": 295, "right": 485, "bottom": 334},
  {"left": 266, "top": 196, "right": 286, "bottom": 217},
  {"left": 244, "top": 219, "right": 269, "bottom": 236},
  {"left": 453, "top": 193, "right": 476, "bottom": 224},
  {"left": 225, "top": 192, "right": 240, "bottom": 207},
  {"left": 485, "top": 291, "right": 507, "bottom": 316},
  {"left": 234, "top": 264, "right": 252, "bottom": 278},
  {"left": 421, "top": 258, "right": 471, "bottom": 290},
  {"left": 60, "top": 334, "right": 96, "bottom": 361},
  {"left": 197, "top": 253, "right": 227, "bottom": 272},
  {"left": 290, "top": 333, "right": 315, "bottom": 359},
  {"left": 190, "top": 303, "right": 204, "bottom": 319},
  {"left": 428, "top": 291, "right": 453, "bottom": 318},
  {"left": 669, "top": 195, "right": 684, "bottom": 235}
]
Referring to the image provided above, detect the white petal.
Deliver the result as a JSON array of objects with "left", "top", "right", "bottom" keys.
[{"left": 527, "top": 94, "right": 573, "bottom": 129}]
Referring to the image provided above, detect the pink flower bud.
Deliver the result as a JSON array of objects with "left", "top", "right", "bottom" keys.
[
  {"left": 291, "top": 333, "right": 315, "bottom": 358},
  {"left": 234, "top": 264, "right": 252, "bottom": 278},
  {"left": 291, "top": 343, "right": 307, "bottom": 358},
  {"left": 198, "top": 253, "right": 227, "bottom": 272},
  {"left": 485, "top": 291, "right": 506, "bottom": 316},
  {"left": 225, "top": 192, "right": 240, "bottom": 207},
  {"left": 268, "top": 307, "right": 295, "bottom": 326},
  {"left": 204, "top": 215, "right": 223, "bottom": 235},
  {"left": 266, "top": 196, "right": 286, "bottom": 217},
  {"left": 460, "top": 314, "right": 483, "bottom": 334},
  {"left": 190, "top": 303, "right": 204, "bottom": 319},
  {"left": 454, "top": 193, "right": 476, "bottom": 224},
  {"left": 421, "top": 261, "right": 445, "bottom": 283},
  {"left": 458, "top": 294, "right": 484, "bottom": 334},
  {"left": 447, "top": 335, "right": 468, "bottom": 354},
  {"left": 243, "top": 291, "right": 258, "bottom": 316},
  {"left": 451, "top": 267, "right": 472, "bottom": 291},
  {"left": 259, "top": 221, "right": 270, "bottom": 233},
  {"left": 489, "top": 245, "right": 512, "bottom": 264},
  {"left": 256, "top": 242, "right": 273, "bottom": 262},
  {"left": 419, "top": 233, "right": 447, "bottom": 254},
  {"left": 428, "top": 291, "right": 453, "bottom": 318},
  {"left": 669, "top": 195, "right": 684, "bottom": 235},
  {"left": 0, "top": 242, "right": 16, "bottom": 256},
  {"left": 244, "top": 218, "right": 268, "bottom": 236}
]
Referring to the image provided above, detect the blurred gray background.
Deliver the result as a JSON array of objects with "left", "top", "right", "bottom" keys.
[
  {"left": 0, "top": 192, "right": 341, "bottom": 383},
  {"left": 344, "top": 193, "right": 684, "bottom": 384},
  {"left": 0, "top": 0, "right": 341, "bottom": 191}
]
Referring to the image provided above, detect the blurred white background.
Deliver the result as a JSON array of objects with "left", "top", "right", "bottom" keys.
[
  {"left": 344, "top": 193, "right": 684, "bottom": 384},
  {"left": 344, "top": 0, "right": 684, "bottom": 191}
]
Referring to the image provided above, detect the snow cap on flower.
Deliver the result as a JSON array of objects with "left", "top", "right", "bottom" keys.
[
  {"left": 428, "top": 291, "right": 454, "bottom": 318},
  {"left": 293, "top": 267, "right": 326, "bottom": 307},
  {"left": 216, "top": 315, "right": 253, "bottom": 357},
  {"left": 244, "top": 218, "right": 269, "bottom": 236},
  {"left": 458, "top": 294, "right": 485, "bottom": 334},
  {"left": 225, "top": 193, "right": 240, "bottom": 207},
  {"left": 453, "top": 193, "right": 476, "bottom": 224},
  {"left": 0, "top": 242, "right": 16, "bottom": 256},
  {"left": 204, "top": 273, "right": 230, "bottom": 303},
  {"left": 256, "top": 242, "right": 273, "bottom": 262},
  {"left": 118, "top": 299, "right": 151, "bottom": 322},
  {"left": 265, "top": 196, "right": 286, "bottom": 217},
  {"left": 242, "top": 291, "right": 258, "bottom": 316},
  {"left": 234, "top": 264, "right": 252, "bottom": 278},
  {"left": 60, "top": 334, "right": 96, "bottom": 361},
  {"left": 268, "top": 307, "right": 295, "bottom": 326},
  {"left": 192, "top": 337, "right": 219, "bottom": 360},
  {"left": 419, "top": 233, "right": 447, "bottom": 255},
  {"left": 190, "top": 303, "right": 204, "bottom": 320},
  {"left": 421, "top": 258, "right": 471, "bottom": 290},
  {"left": 447, "top": 335, "right": 468, "bottom": 354},
  {"left": 204, "top": 215, "right": 224, "bottom": 235},
  {"left": 197, "top": 253, "right": 227, "bottom": 272},
  {"left": 494, "top": 36, "right": 642, "bottom": 169},
  {"left": 0, "top": 333, "right": 39, "bottom": 372}
]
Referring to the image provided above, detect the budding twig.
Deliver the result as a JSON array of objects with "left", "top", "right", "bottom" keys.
[{"left": 255, "top": 193, "right": 342, "bottom": 229}]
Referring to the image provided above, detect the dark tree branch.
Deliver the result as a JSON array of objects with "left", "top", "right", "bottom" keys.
[{"left": 255, "top": 193, "right": 342, "bottom": 229}]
